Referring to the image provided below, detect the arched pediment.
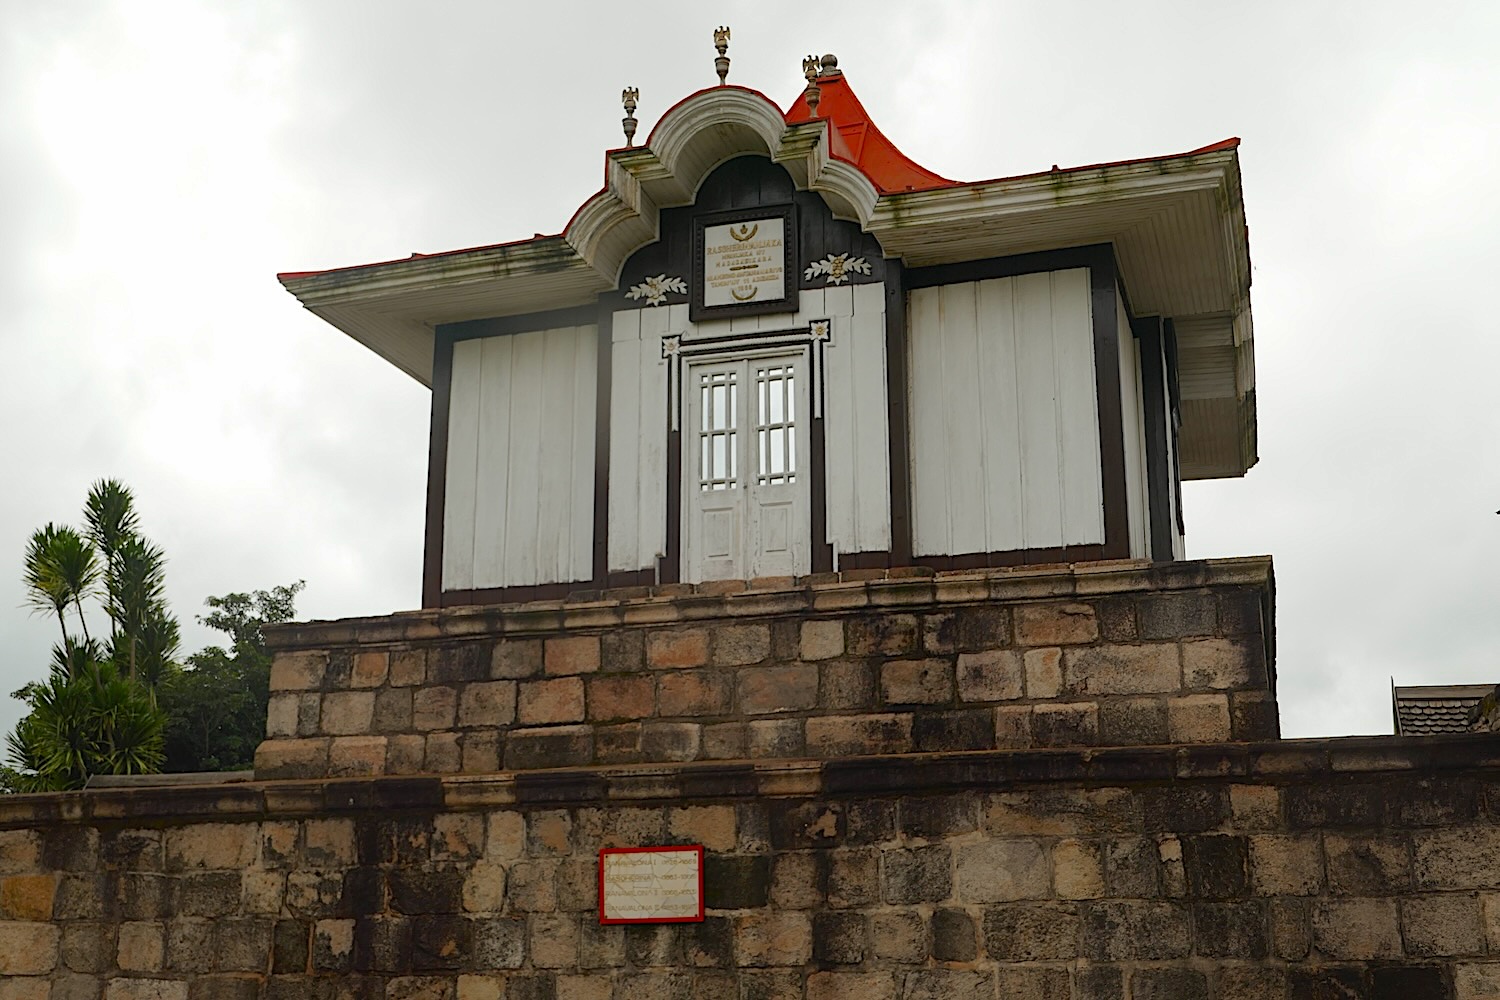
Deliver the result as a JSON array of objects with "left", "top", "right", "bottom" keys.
[{"left": 564, "top": 86, "right": 882, "bottom": 286}]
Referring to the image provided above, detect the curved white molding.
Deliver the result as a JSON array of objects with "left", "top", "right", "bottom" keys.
[{"left": 564, "top": 87, "right": 882, "bottom": 287}]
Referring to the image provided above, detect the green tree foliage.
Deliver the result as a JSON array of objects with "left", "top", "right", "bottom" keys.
[
  {"left": 158, "top": 582, "right": 304, "bottom": 773},
  {"left": 4, "top": 480, "right": 177, "bottom": 792}
]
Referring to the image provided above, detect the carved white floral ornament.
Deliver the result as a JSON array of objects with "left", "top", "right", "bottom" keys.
[
  {"left": 626, "top": 274, "right": 688, "bottom": 306},
  {"left": 803, "top": 253, "right": 871, "bottom": 286}
]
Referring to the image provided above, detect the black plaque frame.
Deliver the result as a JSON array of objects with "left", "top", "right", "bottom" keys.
[{"left": 690, "top": 204, "right": 799, "bottom": 322}]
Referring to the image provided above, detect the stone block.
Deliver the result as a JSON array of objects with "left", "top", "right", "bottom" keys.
[
  {"left": 492, "top": 640, "right": 543, "bottom": 679},
  {"left": 175, "top": 871, "right": 243, "bottom": 917},
  {"left": 806, "top": 713, "right": 912, "bottom": 756},
  {"left": 269, "top": 651, "right": 328, "bottom": 691},
  {"left": 737, "top": 665, "right": 817, "bottom": 714},
  {"left": 1138, "top": 592, "right": 1217, "bottom": 640},
  {"left": 545, "top": 635, "right": 601, "bottom": 676},
  {"left": 390, "top": 649, "right": 426, "bottom": 686},
  {"left": 1369, "top": 966, "right": 1451, "bottom": 1000},
  {"left": 806, "top": 973, "right": 895, "bottom": 1000},
  {"left": 458, "top": 681, "right": 518, "bottom": 727},
  {"left": 1311, "top": 897, "right": 1402, "bottom": 959},
  {"left": 328, "top": 735, "right": 387, "bottom": 776},
  {"left": 1182, "top": 638, "right": 1264, "bottom": 689},
  {"left": 701, "top": 721, "right": 747, "bottom": 759},
  {"left": 1016, "top": 603, "right": 1097, "bottom": 645},
  {"left": 254, "top": 737, "right": 329, "bottom": 779},
  {"left": 800, "top": 620, "right": 845, "bottom": 660},
  {"left": 103, "top": 981, "right": 187, "bottom": 1000},
  {"left": 818, "top": 660, "right": 873, "bottom": 710},
  {"left": 668, "top": 805, "right": 737, "bottom": 852},
  {"left": 321, "top": 691, "right": 375, "bottom": 735},
  {"left": 1229, "top": 783, "right": 1281, "bottom": 829},
  {"left": 870, "top": 912, "right": 925, "bottom": 963},
  {"left": 711, "top": 624, "right": 771, "bottom": 666},
  {"left": 1231, "top": 690, "right": 1281, "bottom": 739},
  {"left": 1104, "top": 838, "right": 1159, "bottom": 898},
  {"left": 1052, "top": 838, "right": 1105, "bottom": 899},
  {"left": 1063, "top": 644, "right": 1180, "bottom": 696},
  {"left": 747, "top": 718, "right": 805, "bottom": 758},
  {"left": 526, "top": 810, "right": 572, "bottom": 856},
  {"left": 1080, "top": 900, "right": 1191, "bottom": 960},
  {"left": 1248, "top": 833, "right": 1320, "bottom": 893},
  {"left": 881, "top": 845, "right": 951, "bottom": 904},
  {"left": 352, "top": 651, "right": 389, "bottom": 688},
  {"left": 769, "top": 852, "right": 823, "bottom": 909},
  {"left": 1325, "top": 833, "right": 1409, "bottom": 895},
  {"left": 1182, "top": 834, "right": 1249, "bottom": 898},
  {"left": 116, "top": 922, "right": 163, "bottom": 973},
  {"left": 372, "top": 687, "right": 414, "bottom": 732},
  {"left": 647, "top": 629, "right": 710, "bottom": 669},
  {"left": 1031, "top": 702, "right": 1099, "bottom": 747},
  {"left": 312, "top": 919, "right": 354, "bottom": 972},
  {"left": 0, "top": 978, "right": 48, "bottom": 1000},
  {"left": 462, "top": 729, "right": 503, "bottom": 772},
  {"left": 655, "top": 670, "right": 730, "bottom": 716},
  {"left": 431, "top": 814, "right": 484, "bottom": 862},
  {"left": 1401, "top": 893, "right": 1485, "bottom": 956},
  {"left": 1414, "top": 828, "right": 1500, "bottom": 891},
  {"left": 430, "top": 644, "right": 489, "bottom": 684},
  {"left": 600, "top": 630, "right": 645, "bottom": 672},
  {"left": 955, "top": 606, "right": 1011, "bottom": 651},
  {"left": 901, "top": 971, "right": 994, "bottom": 1000},
  {"left": 1098, "top": 698, "right": 1168, "bottom": 745},
  {"left": 518, "top": 677, "right": 585, "bottom": 725},
  {"left": 412, "top": 686, "right": 458, "bottom": 731},
  {"left": 929, "top": 908, "right": 975, "bottom": 961},
  {"left": 166, "top": 823, "right": 257, "bottom": 872},
  {"left": 60, "top": 922, "right": 114, "bottom": 974},
  {"left": 266, "top": 694, "right": 299, "bottom": 737},
  {"left": 955, "top": 649, "right": 1022, "bottom": 701},
  {"left": 503, "top": 726, "right": 592, "bottom": 770},
  {"left": 1129, "top": 968, "right": 1208, "bottom": 1000},
  {"left": 981, "top": 902, "right": 1080, "bottom": 961},
  {"left": 387, "top": 734, "right": 426, "bottom": 774},
  {"left": 577, "top": 921, "right": 625, "bottom": 969},
  {"left": 1167, "top": 693, "right": 1232, "bottom": 742},
  {"left": 734, "top": 912, "right": 811, "bottom": 966},
  {"left": 1217, "top": 968, "right": 1287, "bottom": 1000},
  {"left": 812, "top": 912, "right": 867, "bottom": 964},
  {"left": 994, "top": 705, "right": 1032, "bottom": 748},
  {"left": 703, "top": 854, "right": 770, "bottom": 910},
  {"left": 827, "top": 849, "right": 879, "bottom": 909},
  {"left": 529, "top": 914, "right": 579, "bottom": 968},
  {"left": 881, "top": 658, "right": 953, "bottom": 705},
  {"left": 1456, "top": 964, "right": 1500, "bottom": 1000},
  {"left": 1024, "top": 647, "right": 1062, "bottom": 698},
  {"left": 1269, "top": 898, "right": 1310, "bottom": 960},
  {"left": 456, "top": 977, "right": 502, "bottom": 1000},
  {"left": 954, "top": 839, "right": 1048, "bottom": 902},
  {"left": 585, "top": 674, "right": 655, "bottom": 721},
  {"left": 295, "top": 693, "right": 321, "bottom": 736},
  {"left": 845, "top": 613, "right": 918, "bottom": 656},
  {"left": 0, "top": 873, "right": 54, "bottom": 920},
  {"left": 1192, "top": 900, "right": 1268, "bottom": 958},
  {"left": 641, "top": 722, "right": 701, "bottom": 762},
  {"left": 470, "top": 917, "right": 527, "bottom": 969}
]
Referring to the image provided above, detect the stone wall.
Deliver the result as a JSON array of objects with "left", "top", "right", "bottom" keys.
[
  {"left": 3, "top": 736, "right": 1500, "bottom": 999},
  {"left": 255, "top": 559, "right": 1277, "bottom": 781}
]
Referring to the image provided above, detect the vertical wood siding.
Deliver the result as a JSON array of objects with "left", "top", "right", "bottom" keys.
[
  {"left": 607, "top": 305, "right": 682, "bottom": 574},
  {"left": 442, "top": 325, "right": 597, "bottom": 590},
  {"left": 1116, "top": 290, "right": 1151, "bottom": 559},
  {"left": 823, "top": 282, "right": 892, "bottom": 557},
  {"left": 909, "top": 270, "right": 1104, "bottom": 556}
]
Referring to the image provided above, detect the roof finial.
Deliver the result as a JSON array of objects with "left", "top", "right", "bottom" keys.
[
  {"left": 621, "top": 87, "right": 639, "bottom": 147},
  {"left": 713, "top": 26, "right": 731, "bottom": 85},
  {"left": 802, "top": 55, "right": 821, "bottom": 117},
  {"left": 820, "top": 53, "right": 841, "bottom": 76}
]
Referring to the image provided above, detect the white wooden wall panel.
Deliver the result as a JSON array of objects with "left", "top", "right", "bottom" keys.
[
  {"left": 442, "top": 325, "right": 597, "bottom": 591},
  {"left": 910, "top": 269, "right": 1104, "bottom": 557},
  {"left": 1116, "top": 292, "right": 1150, "bottom": 559},
  {"left": 608, "top": 307, "right": 676, "bottom": 573},
  {"left": 443, "top": 340, "right": 483, "bottom": 591},
  {"left": 824, "top": 282, "right": 892, "bottom": 556}
]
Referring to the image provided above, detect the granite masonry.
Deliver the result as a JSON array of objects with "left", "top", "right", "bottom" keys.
[{"left": 4, "top": 558, "right": 1500, "bottom": 999}]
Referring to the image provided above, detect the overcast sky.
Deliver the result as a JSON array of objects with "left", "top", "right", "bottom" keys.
[{"left": 2, "top": 1, "right": 1497, "bottom": 743}]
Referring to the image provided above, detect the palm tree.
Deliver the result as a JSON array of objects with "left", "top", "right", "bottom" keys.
[{"left": 22, "top": 525, "right": 78, "bottom": 642}]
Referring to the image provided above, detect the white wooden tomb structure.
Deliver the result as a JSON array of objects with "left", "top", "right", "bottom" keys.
[{"left": 280, "top": 54, "right": 1257, "bottom": 608}]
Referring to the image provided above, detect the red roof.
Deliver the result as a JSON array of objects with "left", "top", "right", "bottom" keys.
[{"left": 783, "top": 73, "right": 957, "bottom": 194}]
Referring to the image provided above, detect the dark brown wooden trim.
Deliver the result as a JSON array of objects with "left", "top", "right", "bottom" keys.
[
  {"left": 1135, "top": 316, "right": 1175, "bottom": 561},
  {"left": 689, "top": 204, "right": 799, "bottom": 323},
  {"left": 662, "top": 424, "right": 682, "bottom": 585},
  {"left": 1163, "top": 318, "right": 1186, "bottom": 537},
  {"left": 1088, "top": 252, "right": 1131, "bottom": 561},
  {"left": 911, "top": 544, "right": 1107, "bottom": 571},
  {"left": 810, "top": 414, "right": 833, "bottom": 574},
  {"left": 439, "top": 582, "right": 580, "bottom": 607},
  {"left": 441, "top": 304, "right": 599, "bottom": 343},
  {"left": 606, "top": 570, "right": 655, "bottom": 589},
  {"left": 421, "top": 328, "right": 456, "bottom": 609},
  {"left": 591, "top": 302, "right": 613, "bottom": 585},
  {"left": 884, "top": 258, "right": 913, "bottom": 566},
  {"left": 906, "top": 244, "right": 1113, "bottom": 290},
  {"left": 838, "top": 551, "right": 892, "bottom": 571}
]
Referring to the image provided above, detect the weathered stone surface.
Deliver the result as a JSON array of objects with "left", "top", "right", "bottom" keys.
[
  {"left": 799, "top": 620, "right": 844, "bottom": 661},
  {"left": 352, "top": 651, "right": 389, "bottom": 688},
  {"left": 1099, "top": 697, "right": 1168, "bottom": 745},
  {"left": 269, "top": 651, "right": 328, "bottom": 691},
  {"left": 1311, "top": 897, "right": 1402, "bottom": 959},
  {"left": 1401, "top": 893, "right": 1485, "bottom": 957},
  {"left": 458, "top": 682, "right": 517, "bottom": 728},
  {"left": 881, "top": 845, "right": 951, "bottom": 904},
  {"left": 1023, "top": 647, "right": 1062, "bottom": 698},
  {"left": 518, "top": 677, "right": 585, "bottom": 725},
  {"left": 736, "top": 666, "right": 817, "bottom": 715},
  {"left": 491, "top": 640, "right": 542, "bottom": 680},
  {"left": 955, "top": 649, "right": 1023, "bottom": 702},
  {"left": 1016, "top": 603, "right": 1098, "bottom": 645},
  {"left": 1167, "top": 693, "right": 1232, "bottom": 742},
  {"left": 647, "top": 629, "right": 710, "bottom": 669},
  {"left": 1325, "top": 833, "right": 1408, "bottom": 895},
  {"left": 1064, "top": 644, "right": 1180, "bottom": 696},
  {"left": 955, "top": 839, "right": 1048, "bottom": 902},
  {"left": 1031, "top": 702, "right": 1099, "bottom": 747},
  {"left": 328, "top": 735, "right": 387, "bottom": 777},
  {"left": 805, "top": 714, "right": 912, "bottom": 756},
  {"left": 1182, "top": 638, "right": 1263, "bottom": 689},
  {"left": 545, "top": 636, "right": 601, "bottom": 676},
  {"left": 1138, "top": 592, "right": 1217, "bottom": 640},
  {"left": 1080, "top": 901, "right": 1191, "bottom": 960},
  {"left": 982, "top": 903, "right": 1080, "bottom": 960},
  {"left": 735, "top": 912, "right": 812, "bottom": 967},
  {"left": 805, "top": 973, "right": 894, "bottom": 1000},
  {"left": 711, "top": 625, "right": 770, "bottom": 666},
  {"left": 413, "top": 686, "right": 459, "bottom": 731},
  {"left": 585, "top": 675, "right": 654, "bottom": 721}
]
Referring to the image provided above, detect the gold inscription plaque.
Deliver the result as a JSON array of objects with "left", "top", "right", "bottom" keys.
[{"left": 701, "top": 217, "right": 786, "bottom": 307}]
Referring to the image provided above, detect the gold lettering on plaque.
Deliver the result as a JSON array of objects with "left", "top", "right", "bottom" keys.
[{"left": 702, "top": 217, "right": 785, "bottom": 308}]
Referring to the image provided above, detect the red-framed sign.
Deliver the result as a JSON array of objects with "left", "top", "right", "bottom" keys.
[{"left": 597, "top": 845, "right": 705, "bottom": 924}]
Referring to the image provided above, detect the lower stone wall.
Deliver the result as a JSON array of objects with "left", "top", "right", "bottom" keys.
[
  {"left": 4, "top": 735, "right": 1500, "bottom": 999},
  {"left": 255, "top": 559, "right": 1277, "bottom": 780}
]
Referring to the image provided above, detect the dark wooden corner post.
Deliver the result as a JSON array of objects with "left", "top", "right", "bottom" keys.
[
  {"left": 1134, "top": 315, "right": 1176, "bottom": 561},
  {"left": 422, "top": 327, "right": 457, "bottom": 609}
]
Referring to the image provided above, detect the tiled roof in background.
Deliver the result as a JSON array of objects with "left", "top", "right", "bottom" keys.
[{"left": 1392, "top": 685, "right": 1495, "bottom": 735}]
